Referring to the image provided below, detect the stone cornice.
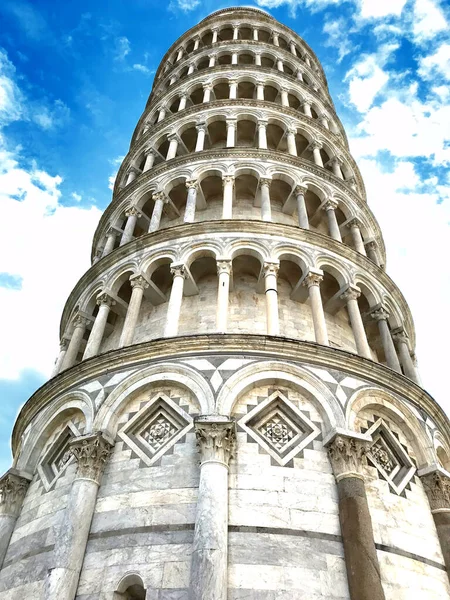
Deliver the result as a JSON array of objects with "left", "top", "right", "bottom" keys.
[
  {"left": 152, "top": 8, "right": 327, "bottom": 88},
  {"left": 12, "top": 334, "right": 449, "bottom": 457}
]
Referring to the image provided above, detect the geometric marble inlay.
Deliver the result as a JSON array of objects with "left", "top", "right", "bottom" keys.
[
  {"left": 119, "top": 393, "right": 194, "bottom": 466},
  {"left": 366, "top": 418, "right": 416, "bottom": 495},
  {"left": 37, "top": 420, "right": 82, "bottom": 491},
  {"left": 239, "top": 390, "right": 321, "bottom": 466}
]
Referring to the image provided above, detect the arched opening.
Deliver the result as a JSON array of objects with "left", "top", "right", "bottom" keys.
[
  {"left": 278, "top": 257, "right": 305, "bottom": 338},
  {"left": 234, "top": 172, "right": 259, "bottom": 219},
  {"left": 169, "top": 95, "right": 181, "bottom": 113},
  {"left": 185, "top": 39, "right": 195, "bottom": 54},
  {"left": 236, "top": 119, "right": 256, "bottom": 147},
  {"left": 320, "top": 267, "right": 355, "bottom": 353},
  {"left": 113, "top": 574, "right": 146, "bottom": 600},
  {"left": 288, "top": 93, "right": 301, "bottom": 110},
  {"left": 207, "top": 118, "right": 227, "bottom": 148},
  {"left": 270, "top": 178, "right": 291, "bottom": 217},
  {"left": 437, "top": 446, "right": 450, "bottom": 471},
  {"left": 238, "top": 53, "right": 254, "bottom": 65},
  {"left": 258, "top": 29, "right": 271, "bottom": 43},
  {"left": 180, "top": 124, "right": 202, "bottom": 153},
  {"left": 213, "top": 80, "right": 229, "bottom": 100},
  {"left": 237, "top": 81, "right": 255, "bottom": 99},
  {"left": 197, "top": 57, "right": 209, "bottom": 71},
  {"left": 179, "top": 254, "right": 217, "bottom": 335},
  {"left": 201, "top": 31, "right": 213, "bottom": 46},
  {"left": 278, "top": 35, "right": 288, "bottom": 50},
  {"left": 266, "top": 123, "right": 287, "bottom": 152},
  {"left": 219, "top": 26, "right": 233, "bottom": 41},
  {"left": 284, "top": 63, "right": 294, "bottom": 76},
  {"left": 295, "top": 132, "right": 310, "bottom": 157},
  {"left": 218, "top": 53, "right": 232, "bottom": 65},
  {"left": 264, "top": 84, "right": 279, "bottom": 103},
  {"left": 261, "top": 55, "right": 275, "bottom": 69},
  {"left": 189, "top": 85, "right": 204, "bottom": 106},
  {"left": 239, "top": 26, "right": 252, "bottom": 40},
  {"left": 229, "top": 252, "right": 265, "bottom": 333},
  {"left": 199, "top": 174, "right": 223, "bottom": 218}
]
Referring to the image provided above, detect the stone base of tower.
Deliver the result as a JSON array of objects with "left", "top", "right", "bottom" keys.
[{"left": 1, "top": 335, "right": 449, "bottom": 600}]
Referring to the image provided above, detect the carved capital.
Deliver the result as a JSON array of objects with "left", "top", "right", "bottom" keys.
[
  {"left": 143, "top": 147, "right": 155, "bottom": 157},
  {"left": 125, "top": 206, "right": 141, "bottom": 219},
  {"left": 323, "top": 199, "right": 338, "bottom": 211},
  {"left": 96, "top": 293, "right": 115, "bottom": 308},
  {"left": 170, "top": 263, "right": 186, "bottom": 278},
  {"left": 392, "top": 329, "right": 409, "bottom": 345},
  {"left": 302, "top": 269, "right": 323, "bottom": 288},
  {"left": 263, "top": 261, "right": 279, "bottom": 277},
  {"left": 217, "top": 259, "right": 232, "bottom": 276},
  {"left": 340, "top": 284, "right": 361, "bottom": 302},
  {"left": 371, "top": 307, "right": 390, "bottom": 322},
  {"left": 310, "top": 141, "right": 322, "bottom": 150},
  {"left": 294, "top": 184, "right": 308, "bottom": 196},
  {"left": 195, "top": 418, "right": 236, "bottom": 466},
  {"left": 222, "top": 175, "right": 235, "bottom": 187},
  {"left": 421, "top": 471, "right": 450, "bottom": 512},
  {"left": 153, "top": 191, "right": 167, "bottom": 203},
  {"left": 202, "top": 83, "right": 213, "bottom": 91},
  {"left": 327, "top": 434, "right": 370, "bottom": 481},
  {"left": 167, "top": 132, "right": 178, "bottom": 142},
  {"left": 348, "top": 218, "right": 361, "bottom": 230},
  {"left": 0, "top": 470, "right": 31, "bottom": 517},
  {"left": 185, "top": 179, "right": 198, "bottom": 191},
  {"left": 196, "top": 123, "right": 206, "bottom": 133},
  {"left": 130, "top": 275, "right": 149, "bottom": 291},
  {"left": 60, "top": 338, "right": 69, "bottom": 351},
  {"left": 70, "top": 432, "right": 113, "bottom": 484},
  {"left": 259, "top": 177, "right": 272, "bottom": 189},
  {"left": 73, "top": 314, "right": 89, "bottom": 329}
]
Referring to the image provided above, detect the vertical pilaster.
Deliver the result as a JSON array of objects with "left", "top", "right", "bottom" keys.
[
  {"left": 263, "top": 261, "right": 280, "bottom": 336},
  {"left": 119, "top": 276, "right": 149, "bottom": 347},
  {"left": 0, "top": 469, "right": 31, "bottom": 568},
  {"left": 83, "top": 293, "right": 115, "bottom": 359},
  {"left": 295, "top": 185, "right": 309, "bottom": 228},
  {"left": 420, "top": 469, "right": 450, "bottom": 575},
  {"left": 216, "top": 260, "right": 232, "bottom": 332},
  {"left": 371, "top": 307, "right": 402, "bottom": 373},
  {"left": 164, "top": 264, "right": 186, "bottom": 337},
  {"left": 222, "top": 175, "right": 234, "bottom": 218},
  {"left": 189, "top": 417, "right": 236, "bottom": 600},
  {"left": 302, "top": 269, "right": 328, "bottom": 345}
]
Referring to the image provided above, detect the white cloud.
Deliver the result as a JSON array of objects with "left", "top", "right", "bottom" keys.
[
  {"left": 114, "top": 36, "right": 131, "bottom": 61},
  {"left": 108, "top": 155, "right": 124, "bottom": 191},
  {"left": 132, "top": 63, "right": 153, "bottom": 74},
  {"left": 358, "top": 0, "right": 407, "bottom": 18},
  {"left": 71, "top": 192, "right": 82, "bottom": 202},
  {"left": 169, "top": 0, "right": 201, "bottom": 13},
  {"left": 323, "top": 17, "right": 355, "bottom": 62},
  {"left": 418, "top": 43, "right": 450, "bottom": 81},
  {"left": 412, "top": 0, "right": 448, "bottom": 43}
]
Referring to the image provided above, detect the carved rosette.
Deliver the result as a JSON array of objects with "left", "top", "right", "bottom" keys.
[
  {"left": 0, "top": 471, "right": 30, "bottom": 517},
  {"left": 70, "top": 432, "right": 113, "bottom": 484},
  {"left": 421, "top": 471, "right": 450, "bottom": 512},
  {"left": 195, "top": 419, "right": 236, "bottom": 467},
  {"left": 327, "top": 435, "right": 370, "bottom": 481}
]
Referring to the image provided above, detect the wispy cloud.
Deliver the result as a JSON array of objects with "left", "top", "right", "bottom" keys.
[
  {"left": 169, "top": 0, "right": 201, "bottom": 13},
  {"left": 132, "top": 63, "right": 154, "bottom": 75},
  {"left": 113, "top": 36, "right": 131, "bottom": 61},
  {"left": 0, "top": 0, "right": 52, "bottom": 42}
]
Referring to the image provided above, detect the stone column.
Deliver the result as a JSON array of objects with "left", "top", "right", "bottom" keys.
[
  {"left": 371, "top": 308, "right": 402, "bottom": 373},
  {"left": 45, "top": 432, "right": 113, "bottom": 600},
  {"left": 229, "top": 80, "right": 237, "bottom": 100},
  {"left": 258, "top": 120, "right": 268, "bottom": 149},
  {"left": 366, "top": 241, "right": 380, "bottom": 266},
  {"left": 231, "top": 52, "right": 238, "bottom": 65},
  {"left": 102, "top": 228, "right": 117, "bottom": 257},
  {"left": 226, "top": 118, "right": 236, "bottom": 146},
  {"left": 157, "top": 106, "right": 166, "bottom": 123},
  {"left": 184, "top": 180, "right": 198, "bottom": 223},
  {"left": 326, "top": 433, "right": 385, "bottom": 600},
  {"left": 178, "top": 94, "right": 187, "bottom": 111},
  {"left": 222, "top": 176, "right": 234, "bottom": 218},
  {"left": 202, "top": 84, "right": 212, "bottom": 103},
  {"left": 263, "top": 262, "right": 280, "bottom": 336},
  {"left": 212, "top": 28, "right": 218, "bottom": 44},
  {"left": 189, "top": 417, "right": 236, "bottom": 600},
  {"left": 286, "top": 129, "right": 297, "bottom": 156},
  {"left": 0, "top": 469, "right": 31, "bottom": 568},
  {"left": 331, "top": 158, "right": 344, "bottom": 179},
  {"left": 273, "top": 32, "right": 279, "bottom": 46},
  {"left": 348, "top": 219, "right": 366, "bottom": 255},
  {"left": 256, "top": 80, "right": 264, "bottom": 99},
  {"left": 260, "top": 178, "right": 272, "bottom": 222},
  {"left": 51, "top": 339, "right": 69, "bottom": 377},
  {"left": 295, "top": 185, "right": 309, "bottom": 229},
  {"left": 83, "top": 294, "right": 115, "bottom": 360},
  {"left": 125, "top": 167, "right": 139, "bottom": 186},
  {"left": 277, "top": 59, "right": 284, "bottom": 72},
  {"left": 148, "top": 191, "right": 166, "bottom": 233},
  {"left": 420, "top": 469, "right": 450, "bottom": 574},
  {"left": 119, "top": 276, "right": 149, "bottom": 348},
  {"left": 320, "top": 114, "right": 330, "bottom": 129},
  {"left": 253, "top": 27, "right": 259, "bottom": 41},
  {"left": 208, "top": 55, "right": 216, "bottom": 68},
  {"left": 303, "top": 101, "right": 313, "bottom": 118},
  {"left": 280, "top": 87, "right": 289, "bottom": 107},
  {"left": 341, "top": 286, "right": 372, "bottom": 359},
  {"left": 142, "top": 148, "right": 155, "bottom": 172},
  {"left": 176, "top": 47, "right": 184, "bottom": 61},
  {"left": 164, "top": 264, "right": 186, "bottom": 337},
  {"left": 216, "top": 260, "right": 232, "bottom": 332},
  {"left": 166, "top": 133, "right": 179, "bottom": 160},
  {"left": 195, "top": 123, "right": 206, "bottom": 151},
  {"left": 169, "top": 75, "right": 177, "bottom": 86},
  {"left": 62, "top": 316, "right": 88, "bottom": 370},
  {"left": 188, "top": 64, "right": 195, "bottom": 75},
  {"left": 304, "top": 55, "right": 311, "bottom": 67},
  {"left": 120, "top": 207, "right": 141, "bottom": 246},
  {"left": 233, "top": 25, "right": 239, "bottom": 40},
  {"left": 303, "top": 269, "right": 329, "bottom": 345},
  {"left": 297, "top": 69, "right": 304, "bottom": 82},
  {"left": 311, "top": 142, "right": 323, "bottom": 166},
  {"left": 392, "top": 330, "right": 418, "bottom": 381},
  {"left": 193, "top": 37, "right": 200, "bottom": 50},
  {"left": 289, "top": 41, "right": 297, "bottom": 55},
  {"left": 323, "top": 199, "right": 342, "bottom": 241},
  {"left": 255, "top": 53, "right": 262, "bottom": 67}
]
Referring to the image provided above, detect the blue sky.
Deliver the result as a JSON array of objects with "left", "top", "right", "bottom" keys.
[{"left": 0, "top": 0, "right": 449, "bottom": 472}]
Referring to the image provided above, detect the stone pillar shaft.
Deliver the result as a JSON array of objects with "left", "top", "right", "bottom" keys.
[
  {"left": 216, "top": 261, "right": 231, "bottom": 332},
  {"left": 149, "top": 193, "right": 165, "bottom": 233},
  {"left": 120, "top": 208, "right": 140, "bottom": 246},
  {"left": 83, "top": 295, "right": 114, "bottom": 360},
  {"left": 260, "top": 179, "right": 271, "bottom": 222},
  {"left": 166, "top": 136, "right": 179, "bottom": 160},
  {"left": 287, "top": 131, "right": 297, "bottom": 156},
  {"left": 342, "top": 287, "right": 372, "bottom": 359},
  {"left": 143, "top": 150, "right": 155, "bottom": 172},
  {"left": 0, "top": 470, "right": 31, "bottom": 568},
  {"left": 295, "top": 187, "right": 309, "bottom": 229},
  {"left": 324, "top": 201, "right": 342, "bottom": 241},
  {"left": 226, "top": 120, "right": 236, "bottom": 146},
  {"left": 372, "top": 308, "right": 401, "bottom": 372},
  {"left": 393, "top": 331, "right": 418, "bottom": 381},
  {"left": 119, "top": 277, "right": 148, "bottom": 347},
  {"left": 349, "top": 221, "right": 366, "bottom": 255},
  {"left": 222, "top": 177, "right": 234, "bottom": 219},
  {"left": 62, "top": 317, "right": 88, "bottom": 370},
  {"left": 102, "top": 230, "right": 117, "bottom": 257},
  {"left": 52, "top": 340, "right": 69, "bottom": 377},
  {"left": 195, "top": 126, "right": 206, "bottom": 151},
  {"left": 184, "top": 181, "right": 198, "bottom": 223},
  {"left": 264, "top": 262, "right": 279, "bottom": 336},
  {"left": 164, "top": 265, "right": 185, "bottom": 337},
  {"left": 304, "top": 270, "right": 328, "bottom": 345},
  {"left": 258, "top": 122, "right": 268, "bottom": 149},
  {"left": 421, "top": 470, "right": 450, "bottom": 575}
]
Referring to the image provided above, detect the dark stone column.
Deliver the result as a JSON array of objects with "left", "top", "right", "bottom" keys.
[
  {"left": 420, "top": 468, "right": 450, "bottom": 576},
  {"left": 326, "top": 432, "right": 386, "bottom": 600},
  {"left": 0, "top": 469, "right": 32, "bottom": 568}
]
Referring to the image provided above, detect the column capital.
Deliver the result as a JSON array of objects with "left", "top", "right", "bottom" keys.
[
  {"left": 0, "top": 469, "right": 32, "bottom": 517},
  {"left": 130, "top": 274, "right": 149, "bottom": 290},
  {"left": 196, "top": 122, "right": 206, "bottom": 132},
  {"left": 73, "top": 314, "right": 89, "bottom": 329},
  {"left": 310, "top": 141, "right": 322, "bottom": 150},
  {"left": 185, "top": 179, "right": 198, "bottom": 190},
  {"left": 70, "top": 432, "right": 114, "bottom": 484},
  {"left": 347, "top": 217, "right": 362, "bottom": 229},
  {"left": 152, "top": 190, "right": 167, "bottom": 203},
  {"left": 222, "top": 175, "right": 235, "bottom": 187},
  {"left": 60, "top": 338, "right": 69, "bottom": 351},
  {"left": 365, "top": 240, "right": 377, "bottom": 250},
  {"left": 228, "top": 78, "right": 238, "bottom": 86},
  {"left": 194, "top": 417, "right": 236, "bottom": 466},
  {"left": 125, "top": 206, "right": 142, "bottom": 218},
  {"left": 106, "top": 226, "right": 117, "bottom": 237},
  {"left": 325, "top": 432, "right": 371, "bottom": 481},
  {"left": 256, "top": 78, "right": 265, "bottom": 86},
  {"left": 420, "top": 470, "right": 450, "bottom": 512},
  {"left": 128, "top": 166, "right": 140, "bottom": 176},
  {"left": 202, "top": 82, "right": 213, "bottom": 91},
  {"left": 258, "top": 119, "right": 268, "bottom": 128},
  {"left": 170, "top": 263, "right": 186, "bottom": 278},
  {"left": 392, "top": 328, "right": 409, "bottom": 345},
  {"left": 302, "top": 268, "right": 324, "bottom": 288},
  {"left": 216, "top": 259, "right": 232, "bottom": 276},
  {"left": 294, "top": 183, "right": 308, "bottom": 195},
  {"left": 323, "top": 198, "right": 338, "bottom": 211},
  {"left": 371, "top": 306, "right": 390, "bottom": 322},
  {"left": 287, "top": 126, "right": 297, "bottom": 136},
  {"left": 167, "top": 132, "right": 178, "bottom": 142},
  {"left": 259, "top": 177, "right": 272, "bottom": 188},
  {"left": 340, "top": 284, "right": 361, "bottom": 302},
  {"left": 96, "top": 292, "right": 116, "bottom": 308},
  {"left": 263, "top": 261, "right": 279, "bottom": 277}
]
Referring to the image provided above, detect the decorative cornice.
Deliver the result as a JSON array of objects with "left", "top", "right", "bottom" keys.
[
  {"left": 194, "top": 417, "right": 236, "bottom": 466},
  {"left": 0, "top": 469, "right": 32, "bottom": 517},
  {"left": 12, "top": 334, "right": 448, "bottom": 457},
  {"left": 70, "top": 432, "right": 114, "bottom": 484}
]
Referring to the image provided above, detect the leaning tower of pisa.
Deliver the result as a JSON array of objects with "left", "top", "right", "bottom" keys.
[{"left": 1, "top": 7, "right": 450, "bottom": 600}]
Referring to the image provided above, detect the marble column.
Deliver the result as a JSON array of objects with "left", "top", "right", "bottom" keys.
[
  {"left": 0, "top": 469, "right": 31, "bottom": 568},
  {"left": 83, "top": 294, "right": 115, "bottom": 360},
  {"left": 297, "top": 69, "right": 304, "bottom": 82},
  {"left": 348, "top": 219, "right": 366, "bottom": 255},
  {"left": 119, "top": 276, "right": 149, "bottom": 348},
  {"left": 212, "top": 28, "right": 218, "bottom": 43},
  {"left": 287, "top": 129, "right": 297, "bottom": 156},
  {"left": 216, "top": 260, "right": 232, "bottom": 332},
  {"left": 157, "top": 106, "right": 166, "bottom": 123},
  {"left": 164, "top": 264, "right": 186, "bottom": 337},
  {"left": 260, "top": 178, "right": 272, "bottom": 222},
  {"left": 233, "top": 25, "right": 239, "bottom": 40},
  {"left": 226, "top": 118, "right": 236, "bottom": 146},
  {"left": 303, "top": 102, "right": 313, "bottom": 118},
  {"left": 277, "top": 59, "right": 284, "bottom": 72},
  {"left": 302, "top": 269, "right": 328, "bottom": 345},
  {"left": 280, "top": 88, "right": 289, "bottom": 106},
  {"left": 102, "top": 228, "right": 117, "bottom": 257},
  {"left": 366, "top": 241, "right": 380, "bottom": 266},
  {"left": 231, "top": 52, "right": 238, "bottom": 65},
  {"left": 326, "top": 433, "right": 385, "bottom": 600},
  {"left": 320, "top": 115, "right": 329, "bottom": 129},
  {"left": 51, "top": 339, "right": 69, "bottom": 377},
  {"left": 62, "top": 315, "right": 89, "bottom": 370},
  {"left": 203, "top": 84, "right": 212, "bottom": 103},
  {"left": 331, "top": 158, "right": 344, "bottom": 179},
  {"left": 420, "top": 469, "right": 450, "bottom": 575},
  {"left": 263, "top": 262, "right": 280, "bottom": 336},
  {"left": 166, "top": 134, "right": 179, "bottom": 160},
  {"left": 176, "top": 47, "right": 184, "bottom": 61},
  {"left": 304, "top": 55, "right": 311, "bottom": 67},
  {"left": 178, "top": 94, "right": 187, "bottom": 111},
  {"left": 258, "top": 120, "right": 268, "bottom": 149},
  {"left": 142, "top": 148, "right": 155, "bottom": 172},
  {"left": 45, "top": 432, "right": 113, "bottom": 600},
  {"left": 120, "top": 207, "right": 141, "bottom": 246},
  {"left": 323, "top": 200, "right": 342, "bottom": 241},
  {"left": 229, "top": 80, "right": 237, "bottom": 100},
  {"left": 184, "top": 180, "right": 198, "bottom": 223},
  {"left": 341, "top": 285, "right": 372, "bottom": 359},
  {"left": 256, "top": 80, "right": 264, "bottom": 100},
  {"left": 311, "top": 142, "right": 323, "bottom": 166},
  {"left": 195, "top": 124, "right": 206, "bottom": 151},
  {"left": 208, "top": 55, "right": 216, "bottom": 68},
  {"left": 273, "top": 32, "right": 280, "bottom": 46},
  {"left": 371, "top": 307, "right": 402, "bottom": 373},
  {"left": 290, "top": 41, "right": 297, "bottom": 56},
  {"left": 188, "top": 64, "right": 195, "bottom": 75},
  {"left": 295, "top": 185, "right": 309, "bottom": 229},
  {"left": 148, "top": 192, "right": 166, "bottom": 233},
  {"left": 222, "top": 176, "right": 234, "bottom": 218},
  {"left": 193, "top": 37, "right": 200, "bottom": 50},
  {"left": 253, "top": 27, "right": 259, "bottom": 41},
  {"left": 189, "top": 417, "right": 236, "bottom": 600},
  {"left": 255, "top": 53, "right": 262, "bottom": 67},
  {"left": 393, "top": 330, "right": 418, "bottom": 381},
  {"left": 125, "top": 167, "right": 139, "bottom": 186}
]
